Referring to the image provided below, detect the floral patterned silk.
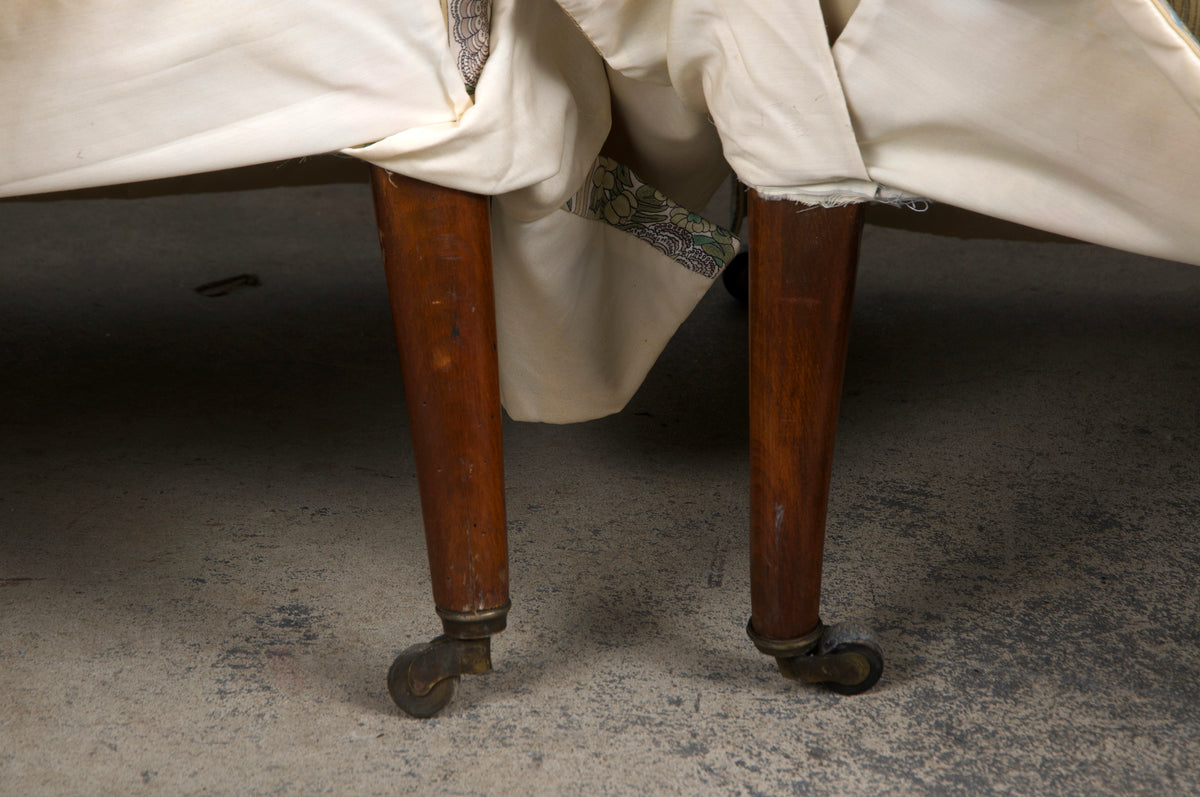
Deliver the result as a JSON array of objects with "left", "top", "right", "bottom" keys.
[{"left": 564, "top": 156, "right": 739, "bottom": 280}]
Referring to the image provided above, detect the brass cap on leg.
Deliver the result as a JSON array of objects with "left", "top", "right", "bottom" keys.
[{"left": 437, "top": 601, "right": 511, "bottom": 639}]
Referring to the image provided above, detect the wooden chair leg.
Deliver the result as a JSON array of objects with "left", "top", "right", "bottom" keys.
[
  {"left": 369, "top": 166, "right": 509, "bottom": 717},
  {"left": 746, "top": 192, "right": 882, "bottom": 694}
]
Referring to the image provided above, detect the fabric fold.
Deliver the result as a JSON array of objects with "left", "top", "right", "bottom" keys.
[
  {"left": 4, "top": 0, "right": 1200, "bottom": 423},
  {"left": 826, "top": 0, "right": 1200, "bottom": 266}
]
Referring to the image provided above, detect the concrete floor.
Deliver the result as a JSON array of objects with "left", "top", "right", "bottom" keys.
[{"left": 2, "top": 161, "right": 1198, "bottom": 795}]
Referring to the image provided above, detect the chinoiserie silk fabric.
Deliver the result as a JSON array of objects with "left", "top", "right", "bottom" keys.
[{"left": 2, "top": 0, "right": 1199, "bottom": 422}]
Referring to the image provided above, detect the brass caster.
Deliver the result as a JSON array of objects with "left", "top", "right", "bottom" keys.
[
  {"left": 387, "top": 635, "right": 492, "bottom": 719},
  {"left": 748, "top": 621, "right": 884, "bottom": 696}
]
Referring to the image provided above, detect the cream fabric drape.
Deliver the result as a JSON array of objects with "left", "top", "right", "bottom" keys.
[
  {"left": 0, "top": 0, "right": 464, "bottom": 196},
  {"left": 3, "top": 0, "right": 1199, "bottom": 422},
  {"left": 829, "top": 0, "right": 1200, "bottom": 265}
]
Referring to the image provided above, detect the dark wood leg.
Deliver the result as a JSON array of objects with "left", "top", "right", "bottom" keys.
[
  {"left": 369, "top": 166, "right": 509, "bottom": 716},
  {"left": 746, "top": 193, "right": 882, "bottom": 694}
]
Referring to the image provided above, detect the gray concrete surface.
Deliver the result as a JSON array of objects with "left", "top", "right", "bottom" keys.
[{"left": 2, "top": 161, "right": 1198, "bottom": 795}]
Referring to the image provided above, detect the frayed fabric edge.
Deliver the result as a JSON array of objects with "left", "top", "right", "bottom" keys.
[{"left": 752, "top": 180, "right": 928, "bottom": 210}]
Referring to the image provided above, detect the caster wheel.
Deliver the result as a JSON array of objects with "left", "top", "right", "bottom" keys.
[
  {"left": 753, "top": 619, "right": 884, "bottom": 694},
  {"left": 387, "top": 643, "right": 459, "bottom": 719},
  {"left": 818, "top": 625, "right": 883, "bottom": 695},
  {"left": 722, "top": 250, "right": 749, "bottom": 305}
]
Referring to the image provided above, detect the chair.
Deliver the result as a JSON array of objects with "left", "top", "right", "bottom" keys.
[
  {"left": 369, "top": 169, "right": 882, "bottom": 717},
  {"left": 370, "top": 0, "right": 1200, "bottom": 717},
  {"left": 5, "top": 0, "right": 1198, "bottom": 719}
]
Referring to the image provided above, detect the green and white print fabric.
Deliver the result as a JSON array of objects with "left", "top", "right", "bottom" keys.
[{"left": 564, "top": 156, "right": 739, "bottom": 280}]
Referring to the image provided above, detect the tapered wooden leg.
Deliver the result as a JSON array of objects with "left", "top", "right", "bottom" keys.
[
  {"left": 370, "top": 166, "right": 509, "bottom": 716},
  {"left": 747, "top": 193, "right": 881, "bottom": 694}
]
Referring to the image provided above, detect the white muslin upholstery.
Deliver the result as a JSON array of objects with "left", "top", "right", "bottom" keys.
[
  {"left": 3, "top": 0, "right": 1199, "bottom": 421},
  {"left": 0, "top": 0, "right": 464, "bottom": 196},
  {"left": 830, "top": 0, "right": 1200, "bottom": 266}
]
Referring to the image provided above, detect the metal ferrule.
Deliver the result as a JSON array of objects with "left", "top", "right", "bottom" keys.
[
  {"left": 746, "top": 619, "right": 824, "bottom": 658},
  {"left": 437, "top": 601, "right": 511, "bottom": 639}
]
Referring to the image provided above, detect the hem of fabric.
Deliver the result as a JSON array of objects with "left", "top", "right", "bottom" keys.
[
  {"left": 1151, "top": 0, "right": 1200, "bottom": 56},
  {"left": 492, "top": 204, "right": 719, "bottom": 424},
  {"left": 752, "top": 180, "right": 926, "bottom": 209}
]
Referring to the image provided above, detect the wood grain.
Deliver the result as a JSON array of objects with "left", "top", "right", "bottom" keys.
[
  {"left": 748, "top": 194, "right": 864, "bottom": 641},
  {"left": 370, "top": 167, "right": 509, "bottom": 618}
]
